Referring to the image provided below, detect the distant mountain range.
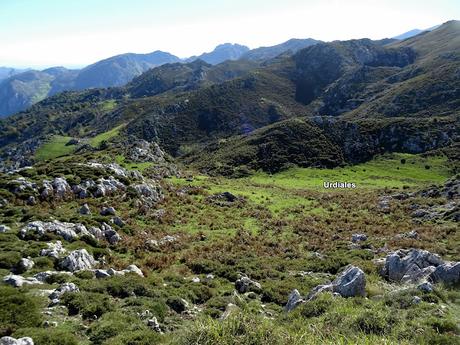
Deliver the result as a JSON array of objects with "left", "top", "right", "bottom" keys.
[
  {"left": 0, "top": 25, "right": 440, "bottom": 117},
  {"left": 0, "top": 20, "right": 458, "bottom": 173},
  {"left": 392, "top": 24, "right": 440, "bottom": 40}
]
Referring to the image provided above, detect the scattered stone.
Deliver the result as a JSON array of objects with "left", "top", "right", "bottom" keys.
[
  {"left": 111, "top": 216, "right": 125, "bottom": 227},
  {"left": 132, "top": 183, "right": 163, "bottom": 204},
  {"left": 101, "top": 223, "right": 121, "bottom": 244},
  {"left": 417, "top": 281, "right": 433, "bottom": 293},
  {"left": 60, "top": 249, "right": 97, "bottom": 272},
  {"left": 33, "top": 271, "right": 72, "bottom": 282},
  {"left": 207, "top": 192, "right": 243, "bottom": 206},
  {"left": 412, "top": 296, "right": 422, "bottom": 305},
  {"left": 43, "top": 321, "right": 58, "bottom": 328},
  {"left": 100, "top": 206, "right": 116, "bottom": 216},
  {"left": 26, "top": 196, "right": 36, "bottom": 205},
  {"left": 79, "top": 204, "right": 91, "bottom": 215},
  {"left": 123, "top": 264, "right": 144, "bottom": 277},
  {"left": 9, "top": 177, "right": 37, "bottom": 194},
  {"left": 40, "top": 241, "right": 67, "bottom": 259},
  {"left": 0, "top": 224, "right": 10, "bottom": 233},
  {"left": 235, "top": 275, "right": 261, "bottom": 294},
  {"left": 377, "top": 195, "right": 392, "bottom": 213},
  {"left": 332, "top": 266, "right": 366, "bottom": 297},
  {"left": 192, "top": 277, "right": 201, "bottom": 283},
  {"left": 3, "top": 274, "right": 43, "bottom": 288},
  {"left": 49, "top": 283, "right": 79, "bottom": 301},
  {"left": 20, "top": 220, "right": 92, "bottom": 241},
  {"left": 127, "top": 140, "right": 165, "bottom": 163},
  {"left": 305, "top": 265, "right": 366, "bottom": 302},
  {"left": 18, "top": 258, "right": 34, "bottom": 272},
  {"left": 88, "top": 226, "right": 104, "bottom": 240},
  {"left": 351, "top": 234, "right": 367, "bottom": 243},
  {"left": 95, "top": 177, "right": 126, "bottom": 197},
  {"left": 94, "top": 269, "right": 111, "bottom": 279},
  {"left": 147, "top": 317, "right": 162, "bottom": 333},
  {"left": 380, "top": 249, "right": 444, "bottom": 283},
  {"left": 285, "top": 289, "right": 304, "bottom": 312},
  {"left": 52, "top": 177, "right": 72, "bottom": 199},
  {"left": 430, "top": 262, "right": 460, "bottom": 285},
  {"left": 396, "top": 230, "right": 419, "bottom": 240},
  {"left": 0, "top": 336, "right": 34, "bottom": 345}
]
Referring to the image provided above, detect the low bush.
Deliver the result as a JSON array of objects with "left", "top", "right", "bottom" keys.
[{"left": 0, "top": 286, "right": 43, "bottom": 336}]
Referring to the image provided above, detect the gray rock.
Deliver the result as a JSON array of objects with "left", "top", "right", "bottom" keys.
[
  {"left": 0, "top": 225, "right": 10, "bottom": 233},
  {"left": 94, "top": 269, "right": 111, "bottom": 279},
  {"left": 33, "top": 271, "right": 72, "bottom": 282},
  {"left": 95, "top": 177, "right": 126, "bottom": 197},
  {"left": 100, "top": 206, "right": 116, "bottom": 216},
  {"left": 147, "top": 317, "right": 162, "bottom": 333},
  {"left": 111, "top": 216, "right": 125, "bottom": 227},
  {"left": 430, "top": 262, "right": 460, "bottom": 285},
  {"left": 0, "top": 336, "right": 34, "bottom": 345},
  {"left": 396, "top": 230, "right": 419, "bottom": 240},
  {"left": 49, "top": 282, "right": 79, "bottom": 300},
  {"left": 235, "top": 275, "right": 261, "bottom": 293},
  {"left": 332, "top": 266, "right": 366, "bottom": 297},
  {"left": 20, "top": 220, "right": 91, "bottom": 241},
  {"left": 285, "top": 289, "right": 304, "bottom": 312},
  {"left": 40, "top": 180, "right": 54, "bottom": 199},
  {"left": 123, "top": 265, "right": 144, "bottom": 277},
  {"left": 10, "top": 177, "right": 37, "bottom": 194},
  {"left": 132, "top": 183, "right": 162, "bottom": 204},
  {"left": 40, "top": 241, "right": 66, "bottom": 259},
  {"left": 306, "top": 265, "right": 366, "bottom": 301},
  {"left": 79, "top": 204, "right": 91, "bottom": 215},
  {"left": 412, "top": 296, "right": 422, "bottom": 305},
  {"left": 101, "top": 223, "right": 121, "bottom": 244},
  {"left": 26, "top": 196, "right": 36, "bottom": 205},
  {"left": 52, "top": 177, "right": 72, "bottom": 199},
  {"left": 18, "top": 258, "right": 34, "bottom": 271},
  {"left": 381, "top": 249, "right": 444, "bottom": 283},
  {"left": 306, "top": 284, "right": 333, "bottom": 300},
  {"left": 60, "top": 249, "right": 97, "bottom": 272},
  {"left": 3, "top": 274, "right": 43, "bottom": 288},
  {"left": 417, "top": 281, "right": 433, "bottom": 293},
  {"left": 352, "top": 234, "right": 367, "bottom": 243},
  {"left": 88, "top": 226, "right": 104, "bottom": 240}
]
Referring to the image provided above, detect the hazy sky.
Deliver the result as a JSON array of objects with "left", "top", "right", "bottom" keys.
[{"left": 0, "top": 0, "right": 458, "bottom": 68}]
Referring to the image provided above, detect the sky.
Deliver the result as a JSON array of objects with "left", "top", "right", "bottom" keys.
[{"left": 0, "top": 0, "right": 458, "bottom": 69}]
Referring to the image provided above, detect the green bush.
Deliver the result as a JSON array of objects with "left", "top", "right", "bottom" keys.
[
  {"left": 89, "top": 312, "right": 147, "bottom": 345},
  {"left": 12, "top": 328, "right": 78, "bottom": 345},
  {"left": 61, "top": 291, "right": 114, "bottom": 319},
  {"left": 0, "top": 286, "right": 43, "bottom": 336},
  {"left": 353, "top": 309, "right": 391, "bottom": 335},
  {"left": 298, "top": 294, "right": 332, "bottom": 318},
  {"left": 0, "top": 251, "right": 21, "bottom": 269},
  {"left": 102, "top": 330, "right": 162, "bottom": 345}
]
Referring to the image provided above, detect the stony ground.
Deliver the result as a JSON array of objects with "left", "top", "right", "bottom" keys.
[{"left": 0, "top": 148, "right": 459, "bottom": 345}]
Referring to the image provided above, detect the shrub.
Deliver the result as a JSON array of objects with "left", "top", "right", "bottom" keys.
[
  {"left": 89, "top": 312, "right": 146, "bottom": 345},
  {"left": 101, "top": 330, "right": 162, "bottom": 345},
  {"left": 353, "top": 309, "right": 390, "bottom": 335},
  {"left": 298, "top": 294, "right": 332, "bottom": 318},
  {"left": 0, "top": 251, "right": 21, "bottom": 269},
  {"left": 0, "top": 286, "right": 43, "bottom": 336},
  {"left": 12, "top": 328, "right": 78, "bottom": 345},
  {"left": 61, "top": 291, "right": 114, "bottom": 319}
]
